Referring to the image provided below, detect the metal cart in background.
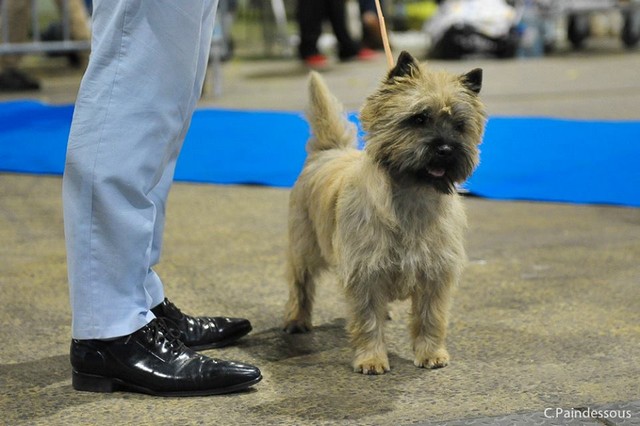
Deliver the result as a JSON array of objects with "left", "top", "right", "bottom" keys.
[
  {"left": 536, "top": 0, "right": 640, "bottom": 50},
  {"left": 0, "top": 0, "right": 90, "bottom": 57}
]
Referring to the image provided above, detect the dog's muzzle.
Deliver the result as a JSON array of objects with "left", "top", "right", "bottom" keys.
[{"left": 427, "top": 144, "right": 455, "bottom": 178}]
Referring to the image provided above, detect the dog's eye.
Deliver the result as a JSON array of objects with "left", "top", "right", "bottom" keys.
[
  {"left": 410, "top": 111, "right": 431, "bottom": 126},
  {"left": 454, "top": 120, "right": 466, "bottom": 133}
]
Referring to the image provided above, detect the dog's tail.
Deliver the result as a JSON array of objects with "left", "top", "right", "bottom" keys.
[{"left": 306, "top": 71, "right": 357, "bottom": 153}]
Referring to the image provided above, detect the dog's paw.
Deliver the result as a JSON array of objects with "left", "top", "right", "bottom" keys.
[
  {"left": 414, "top": 347, "right": 449, "bottom": 369},
  {"left": 283, "top": 319, "right": 311, "bottom": 334},
  {"left": 353, "top": 354, "right": 390, "bottom": 375}
]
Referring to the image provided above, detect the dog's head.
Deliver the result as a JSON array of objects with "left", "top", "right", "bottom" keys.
[{"left": 360, "top": 51, "right": 486, "bottom": 194}]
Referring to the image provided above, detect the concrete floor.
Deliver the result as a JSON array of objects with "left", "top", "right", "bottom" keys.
[{"left": 1, "top": 37, "right": 640, "bottom": 425}]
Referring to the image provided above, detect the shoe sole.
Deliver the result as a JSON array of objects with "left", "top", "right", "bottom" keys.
[{"left": 72, "top": 370, "right": 262, "bottom": 397}]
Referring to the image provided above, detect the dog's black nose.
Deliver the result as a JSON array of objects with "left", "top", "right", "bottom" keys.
[{"left": 436, "top": 144, "right": 453, "bottom": 157}]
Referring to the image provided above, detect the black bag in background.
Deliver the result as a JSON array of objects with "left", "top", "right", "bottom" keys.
[{"left": 430, "top": 23, "right": 520, "bottom": 59}]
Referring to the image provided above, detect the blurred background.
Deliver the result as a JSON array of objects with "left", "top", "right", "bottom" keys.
[
  {"left": 1, "top": 0, "right": 640, "bottom": 94},
  {"left": 1, "top": 2, "right": 639, "bottom": 425}
]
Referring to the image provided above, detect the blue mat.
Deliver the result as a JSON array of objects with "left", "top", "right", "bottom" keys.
[{"left": 1, "top": 100, "right": 638, "bottom": 207}]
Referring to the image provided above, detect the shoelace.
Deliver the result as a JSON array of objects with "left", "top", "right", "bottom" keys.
[
  {"left": 161, "top": 299, "right": 185, "bottom": 319},
  {"left": 144, "top": 318, "right": 186, "bottom": 355},
  {"left": 159, "top": 299, "right": 211, "bottom": 333}
]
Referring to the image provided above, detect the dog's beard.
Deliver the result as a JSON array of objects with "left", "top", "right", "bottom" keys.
[
  {"left": 413, "top": 166, "right": 459, "bottom": 194},
  {"left": 378, "top": 141, "right": 478, "bottom": 194}
]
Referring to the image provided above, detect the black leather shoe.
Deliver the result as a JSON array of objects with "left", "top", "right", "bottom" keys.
[
  {"left": 70, "top": 319, "right": 261, "bottom": 396},
  {"left": 151, "top": 298, "right": 252, "bottom": 350}
]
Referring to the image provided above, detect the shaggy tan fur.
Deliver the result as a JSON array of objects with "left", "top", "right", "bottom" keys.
[{"left": 284, "top": 51, "right": 486, "bottom": 374}]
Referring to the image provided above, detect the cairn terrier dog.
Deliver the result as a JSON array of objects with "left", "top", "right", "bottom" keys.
[{"left": 283, "top": 51, "right": 486, "bottom": 374}]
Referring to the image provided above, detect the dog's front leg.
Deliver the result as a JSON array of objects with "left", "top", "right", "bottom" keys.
[
  {"left": 411, "top": 279, "right": 453, "bottom": 369},
  {"left": 344, "top": 273, "right": 390, "bottom": 375}
]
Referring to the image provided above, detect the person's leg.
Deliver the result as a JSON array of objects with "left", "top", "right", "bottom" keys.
[
  {"left": 53, "top": 0, "right": 91, "bottom": 41},
  {"left": 65, "top": 0, "right": 262, "bottom": 396},
  {"left": 0, "top": 0, "right": 41, "bottom": 91},
  {"left": 63, "top": 0, "right": 218, "bottom": 340},
  {"left": 359, "top": 0, "right": 383, "bottom": 49},
  {"left": 326, "top": 0, "right": 360, "bottom": 59},
  {"left": 144, "top": 0, "right": 219, "bottom": 308},
  {"left": 358, "top": 0, "right": 376, "bottom": 13},
  {"left": 296, "top": 0, "right": 324, "bottom": 59},
  {"left": 1, "top": 0, "right": 30, "bottom": 67}
]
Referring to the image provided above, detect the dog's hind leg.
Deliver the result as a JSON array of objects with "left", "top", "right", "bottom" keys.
[
  {"left": 283, "top": 190, "right": 325, "bottom": 333},
  {"left": 283, "top": 265, "right": 318, "bottom": 334}
]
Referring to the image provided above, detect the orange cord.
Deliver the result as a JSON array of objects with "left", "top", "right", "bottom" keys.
[{"left": 374, "top": 0, "right": 394, "bottom": 68}]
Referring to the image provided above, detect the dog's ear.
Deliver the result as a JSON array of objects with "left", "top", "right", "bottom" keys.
[
  {"left": 387, "top": 51, "right": 421, "bottom": 80},
  {"left": 461, "top": 68, "right": 483, "bottom": 95}
]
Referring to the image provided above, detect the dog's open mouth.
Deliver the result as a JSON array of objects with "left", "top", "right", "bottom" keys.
[{"left": 427, "top": 168, "right": 446, "bottom": 178}]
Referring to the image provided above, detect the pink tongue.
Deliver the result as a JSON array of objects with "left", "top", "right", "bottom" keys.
[{"left": 428, "top": 168, "right": 445, "bottom": 177}]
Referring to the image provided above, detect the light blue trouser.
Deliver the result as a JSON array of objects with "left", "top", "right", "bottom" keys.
[{"left": 63, "top": 0, "right": 218, "bottom": 339}]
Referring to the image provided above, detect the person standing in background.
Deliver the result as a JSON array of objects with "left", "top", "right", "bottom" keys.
[
  {"left": 359, "top": 0, "right": 384, "bottom": 50},
  {"left": 296, "top": 0, "right": 377, "bottom": 69}
]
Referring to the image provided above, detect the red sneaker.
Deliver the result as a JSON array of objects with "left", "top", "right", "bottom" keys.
[
  {"left": 357, "top": 48, "right": 379, "bottom": 61},
  {"left": 304, "top": 54, "right": 329, "bottom": 70}
]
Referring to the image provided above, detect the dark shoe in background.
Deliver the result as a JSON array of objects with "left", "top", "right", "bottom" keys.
[
  {"left": 151, "top": 298, "right": 253, "bottom": 350},
  {"left": 70, "top": 318, "right": 262, "bottom": 396},
  {"left": 0, "top": 68, "right": 41, "bottom": 92}
]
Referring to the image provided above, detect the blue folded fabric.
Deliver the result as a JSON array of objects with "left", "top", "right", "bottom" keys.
[
  {"left": 465, "top": 117, "right": 639, "bottom": 207},
  {"left": 0, "top": 101, "right": 73, "bottom": 175},
  {"left": 1, "top": 100, "right": 638, "bottom": 207}
]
